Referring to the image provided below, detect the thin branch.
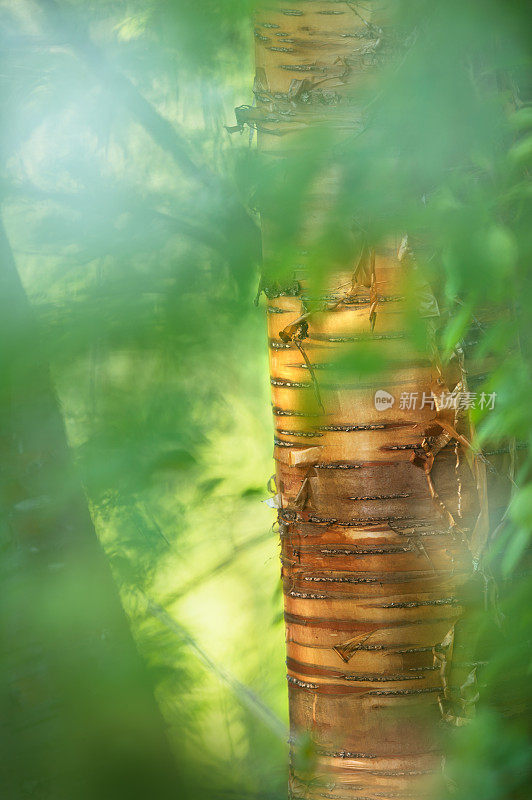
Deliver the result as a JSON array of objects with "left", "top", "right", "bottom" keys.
[
  {"left": 5, "top": 181, "right": 228, "bottom": 255},
  {"left": 145, "top": 597, "right": 288, "bottom": 741},
  {"left": 38, "top": 0, "right": 205, "bottom": 183},
  {"left": 164, "top": 530, "right": 273, "bottom": 604},
  {"left": 22, "top": 3, "right": 262, "bottom": 264}
]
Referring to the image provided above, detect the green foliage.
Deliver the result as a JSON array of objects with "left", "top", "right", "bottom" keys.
[{"left": 0, "top": 0, "right": 531, "bottom": 798}]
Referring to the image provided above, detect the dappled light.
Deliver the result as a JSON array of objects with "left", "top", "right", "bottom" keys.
[{"left": 0, "top": 1, "right": 531, "bottom": 799}]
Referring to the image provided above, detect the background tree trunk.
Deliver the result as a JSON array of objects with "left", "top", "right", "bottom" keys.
[
  {"left": 253, "top": 3, "right": 484, "bottom": 798},
  {"left": 0, "top": 219, "right": 180, "bottom": 799}
]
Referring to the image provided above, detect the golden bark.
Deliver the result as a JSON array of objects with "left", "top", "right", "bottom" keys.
[{"left": 251, "top": 3, "right": 494, "bottom": 798}]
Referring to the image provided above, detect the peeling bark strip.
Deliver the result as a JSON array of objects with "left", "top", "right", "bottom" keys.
[{"left": 253, "top": 3, "right": 477, "bottom": 799}]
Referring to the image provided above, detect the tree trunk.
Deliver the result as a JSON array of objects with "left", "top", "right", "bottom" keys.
[
  {"left": 0, "top": 219, "right": 180, "bottom": 799},
  {"left": 253, "top": 3, "right": 481, "bottom": 798}
]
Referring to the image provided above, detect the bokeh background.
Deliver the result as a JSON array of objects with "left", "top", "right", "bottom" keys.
[{"left": 0, "top": 1, "right": 531, "bottom": 799}]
